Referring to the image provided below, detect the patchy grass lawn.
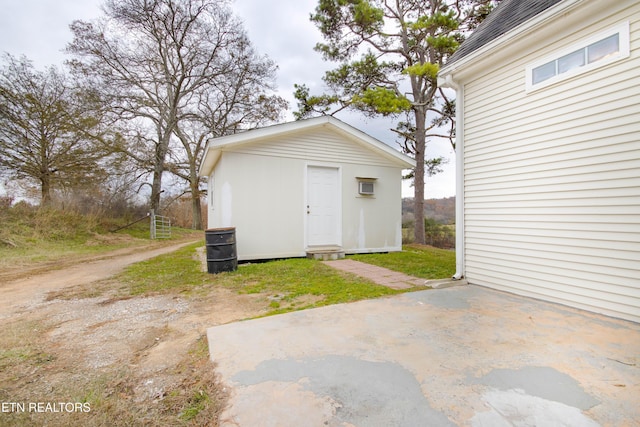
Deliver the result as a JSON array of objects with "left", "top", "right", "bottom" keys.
[
  {"left": 117, "top": 243, "right": 405, "bottom": 315},
  {"left": 118, "top": 243, "right": 456, "bottom": 312},
  {"left": 349, "top": 244, "right": 455, "bottom": 279}
]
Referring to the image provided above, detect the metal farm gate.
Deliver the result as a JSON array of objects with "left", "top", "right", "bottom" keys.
[{"left": 150, "top": 210, "right": 171, "bottom": 239}]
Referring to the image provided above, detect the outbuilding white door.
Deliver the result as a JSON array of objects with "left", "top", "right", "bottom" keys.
[{"left": 306, "top": 166, "right": 340, "bottom": 247}]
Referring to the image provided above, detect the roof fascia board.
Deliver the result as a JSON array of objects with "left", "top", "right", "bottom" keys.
[
  {"left": 200, "top": 116, "right": 415, "bottom": 176},
  {"left": 198, "top": 149, "right": 220, "bottom": 177},
  {"left": 439, "top": 0, "right": 585, "bottom": 83}
]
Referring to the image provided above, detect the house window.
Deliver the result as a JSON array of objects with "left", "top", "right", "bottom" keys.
[
  {"left": 527, "top": 22, "right": 629, "bottom": 91},
  {"left": 356, "top": 177, "right": 376, "bottom": 196}
]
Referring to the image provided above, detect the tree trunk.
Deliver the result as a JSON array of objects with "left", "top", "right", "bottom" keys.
[
  {"left": 191, "top": 193, "right": 202, "bottom": 230},
  {"left": 190, "top": 176, "right": 203, "bottom": 230},
  {"left": 187, "top": 157, "right": 203, "bottom": 230},
  {"left": 413, "top": 107, "right": 426, "bottom": 245},
  {"left": 149, "top": 126, "right": 173, "bottom": 213},
  {"left": 150, "top": 164, "right": 163, "bottom": 214},
  {"left": 40, "top": 174, "right": 52, "bottom": 207}
]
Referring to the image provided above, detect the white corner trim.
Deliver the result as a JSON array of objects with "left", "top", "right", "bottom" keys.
[
  {"left": 452, "top": 84, "right": 465, "bottom": 280},
  {"left": 436, "top": 74, "right": 465, "bottom": 279}
]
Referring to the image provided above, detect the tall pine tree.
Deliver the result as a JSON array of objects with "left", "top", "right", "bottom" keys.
[{"left": 295, "top": 0, "right": 498, "bottom": 244}]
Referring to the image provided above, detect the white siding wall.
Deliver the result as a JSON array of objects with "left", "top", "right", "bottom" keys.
[
  {"left": 462, "top": 2, "right": 640, "bottom": 322},
  {"left": 208, "top": 127, "right": 404, "bottom": 260},
  {"left": 234, "top": 127, "right": 400, "bottom": 167},
  {"left": 340, "top": 163, "right": 403, "bottom": 253},
  {"left": 210, "top": 151, "right": 306, "bottom": 260}
]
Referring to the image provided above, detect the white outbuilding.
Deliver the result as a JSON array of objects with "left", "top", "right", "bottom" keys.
[
  {"left": 439, "top": 0, "right": 640, "bottom": 322},
  {"left": 199, "top": 116, "right": 415, "bottom": 261}
]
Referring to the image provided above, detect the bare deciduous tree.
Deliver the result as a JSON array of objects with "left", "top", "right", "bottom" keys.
[
  {"left": 168, "top": 23, "right": 288, "bottom": 229},
  {"left": 67, "top": 0, "right": 267, "bottom": 216},
  {"left": 0, "top": 54, "right": 107, "bottom": 206}
]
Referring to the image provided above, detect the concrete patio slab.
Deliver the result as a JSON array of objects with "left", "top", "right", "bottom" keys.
[{"left": 207, "top": 285, "right": 640, "bottom": 426}]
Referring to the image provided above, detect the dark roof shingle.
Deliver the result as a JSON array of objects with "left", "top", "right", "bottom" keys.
[{"left": 447, "top": 0, "right": 564, "bottom": 65}]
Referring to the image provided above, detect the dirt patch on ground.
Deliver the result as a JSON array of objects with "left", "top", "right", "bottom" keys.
[
  {"left": 0, "top": 235, "right": 175, "bottom": 284},
  {"left": 0, "top": 240, "right": 270, "bottom": 426}
]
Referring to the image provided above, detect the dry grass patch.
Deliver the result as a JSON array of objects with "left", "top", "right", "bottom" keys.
[{"left": 0, "top": 311, "right": 227, "bottom": 427}]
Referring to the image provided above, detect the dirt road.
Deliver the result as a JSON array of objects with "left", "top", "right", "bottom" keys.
[
  {"left": 0, "top": 239, "right": 267, "bottom": 426},
  {"left": 1, "top": 240, "right": 198, "bottom": 319}
]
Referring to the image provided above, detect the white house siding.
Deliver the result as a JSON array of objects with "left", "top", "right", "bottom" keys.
[
  {"left": 209, "top": 151, "right": 306, "bottom": 260},
  {"left": 462, "top": 1, "right": 640, "bottom": 322},
  {"left": 207, "top": 126, "right": 404, "bottom": 260},
  {"left": 232, "top": 127, "right": 401, "bottom": 168},
  {"left": 340, "top": 163, "right": 403, "bottom": 253}
]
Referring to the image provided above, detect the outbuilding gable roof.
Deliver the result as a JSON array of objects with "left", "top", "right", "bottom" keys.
[
  {"left": 199, "top": 116, "right": 416, "bottom": 176},
  {"left": 447, "top": 0, "right": 563, "bottom": 65}
]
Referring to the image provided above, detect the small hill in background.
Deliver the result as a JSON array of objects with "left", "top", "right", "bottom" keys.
[
  {"left": 402, "top": 197, "right": 455, "bottom": 224},
  {"left": 401, "top": 197, "right": 456, "bottom": 248}
]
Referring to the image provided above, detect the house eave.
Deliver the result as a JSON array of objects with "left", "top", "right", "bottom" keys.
[
  {"left": 198, "top": 148, "right": 221, "bottom": 177},
  {"left": 439, "top": 0, "right": 586, "bottom": 85},
  {"left": 198, "top": 116, "right": 415, "bottom": 177}
]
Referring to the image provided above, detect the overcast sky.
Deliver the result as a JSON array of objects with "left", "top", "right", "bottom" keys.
[{"left": 0, "top": 0, "right": 456, "bottom": 199}]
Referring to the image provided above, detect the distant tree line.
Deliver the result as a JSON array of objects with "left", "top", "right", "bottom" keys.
[
  {"left": 403, "top": 196, "right": 455, "bottom": 224},
  {"left": 0, "top": 0, "right": 286, "bottom": 229},
  {"left": 403, "top": 197, "right": 455, "bottom": 248}
]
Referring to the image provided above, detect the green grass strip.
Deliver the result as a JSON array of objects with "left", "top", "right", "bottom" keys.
[
  {"left": 349, "top": 244, "right": 455, "bottom": 279},
  {"left": 118, "top": 243, "right": 404, "bottom": 314}
]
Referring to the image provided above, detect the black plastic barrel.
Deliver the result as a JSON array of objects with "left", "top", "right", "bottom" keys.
[{"left": 205, "top": 227, "right": 237, "bottom": 273}]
